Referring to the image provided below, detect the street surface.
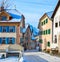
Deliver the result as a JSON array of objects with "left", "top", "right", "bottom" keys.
[{"left": 24, "top": 50, "right": 60, "bottom": 62}]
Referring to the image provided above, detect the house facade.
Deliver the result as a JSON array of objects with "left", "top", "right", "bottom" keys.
[
  {"left": 23, "top": 25, "right": 38, "bottom": 50},
  {"left": 51, "top": 0, "right": 60, "bottom": 52},
  {"left": 38, "top": 12, "right": 53, "bottom": 51},
  {"left": 0, "top": 7, "right": 25, "bottom": 45}
]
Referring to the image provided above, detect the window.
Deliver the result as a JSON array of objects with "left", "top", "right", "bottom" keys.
[
  {"left": 44, "top": 20, "right": 45, "bottom": 24},
  {"left": 2, "top": 26, "right": 7, "bottom": 32},
  {"left": 0, "top": 38, "right": 2, "bottom": 44},
  {"left": 9, "top": 38, "right": 15, "bottom": 44},
  {"left": 20, "top": 38, "right": 24, "bottom": 43},
  {"left": 42, "top": 22, "right": 43, "bottom": 26},
  {"left": 39, "top": 39, "right": 43, "bottom": 43},
  {"left": 1, "top": 16, "right": 7, "bottom": 21},
  {"left": 48, "top": 29, "right": 51, "bottom": 34},
  {"left": 59, "top": 21, "right": 60, "bottom": 26},
  {"left": 44, "top": 31, "right": 45, "bottom": 35},
  {"left": 2, "top": 37, "right": 6, "bottom": 44},
  {"left": 46, "top": 19, "right": 48, "bottom": 23},
  {"left": 54, "top": 35, "right": 57, "bottom": 43},
  {"left": 47, "top": 42, "right": 50, "bottom": 47},
  {"left": 46, "top": 30, "right": 47, "bottom": 34},
  {"left": 55, "top": 23, "right": 58, "bottom": 27},
  {"left": 0, "top": 26, "right": 2, "bottom": 32},
  {"left": 0, "top": 26, "right": 15, "bottom": 32},
  {"left": 9, "top": 38, "right": 12, "bottom": 44},
  {"left": 9, "top": 26, "right": 15, "bottom": 32}
]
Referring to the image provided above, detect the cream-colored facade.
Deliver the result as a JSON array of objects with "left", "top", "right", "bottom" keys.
[{"left": 39, "top": 14, "right": 52, "bottom": 51}]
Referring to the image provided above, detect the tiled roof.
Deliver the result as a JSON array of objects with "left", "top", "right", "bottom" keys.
[{"left": 46, "top": 11, "right": 53, "bottom": 18}]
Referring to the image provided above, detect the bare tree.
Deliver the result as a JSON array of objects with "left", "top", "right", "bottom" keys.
[{"left": 0, "top": 0, "right": 15, "bottom": 10}]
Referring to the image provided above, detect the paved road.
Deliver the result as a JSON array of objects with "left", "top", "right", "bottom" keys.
[{"left": 24, "top": 51, "right": 60, "bottom": 62}]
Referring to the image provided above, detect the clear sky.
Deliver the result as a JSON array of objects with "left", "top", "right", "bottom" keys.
[{"left": 0, "top": 0, "right": 58, "bottom": 28}]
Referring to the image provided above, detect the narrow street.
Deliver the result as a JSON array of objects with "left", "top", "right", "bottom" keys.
[{"left": 24, "top": 50, "right": 60, "bottom": 62}]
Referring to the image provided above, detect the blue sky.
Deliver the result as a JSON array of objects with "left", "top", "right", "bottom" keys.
[{"left": 0, "top": 0, "right": 58, "bottom": 28}]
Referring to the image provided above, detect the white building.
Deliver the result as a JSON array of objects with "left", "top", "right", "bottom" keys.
[{"left": 51, "top": 0, "right": 60, "bottom": 52}]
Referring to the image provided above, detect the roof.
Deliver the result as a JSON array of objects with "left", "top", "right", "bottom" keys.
[
  {"left": 31, "top": 35, "right": 36, "bottom": 40},
  {"left": 40, "top": 11, "right": 53, "bottom": 21},
  {"left": 46, "top": 11, "right": 53, "bottom": 18},
  {"left": 28, "top": 25, "right": 39, "bottom": 36},
  {"left": 0, "top": 9, "right": 22, "bottom": 22},
  {"left": 33, "top": 27, "right": 40, "bottom": 36},
  {"left": 21, "top": 28, "right": 26, "bottom": 33},
  {"left": 51, "top": 0, "right": 60, "bottom": 18},
  {"left": 21, "top": 24, "right": 29, "bottom": 33},
  {"left": 21, "top": 24, "right": 40, "bottom": 37}
]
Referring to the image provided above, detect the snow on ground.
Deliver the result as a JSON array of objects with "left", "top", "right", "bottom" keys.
[
  {"left": 0, "top": 50, "right": 60, "bottom": 62},
  {"left": 24, "top": 51, "right": 60, "bottom": 62},
  {"left": 0, "top": 57, "right": 18, "bottom": 62},
  {"left": 0, "top": 56, "right": 26, "bottom": 62}
]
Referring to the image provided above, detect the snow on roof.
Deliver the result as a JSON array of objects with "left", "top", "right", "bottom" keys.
[
  {"left": 0, "top": 9, "right": 22, "bottom": 22},
  {"left": 6, "top": 9, "right": 21, "bottom": 16},
  {"left": 8, "top": 12, "right": 21, "bottom": 19},
  {"left": 0, "top": 19, "right": 21, "bottom": 22},
  {"left": 21, "top": 28, "right": 26, "bottom": 33},
  {"left": 46, "top": 11, "right": 53, "bottom": 18},
  {"left": 31, "top": 35, "right": 36, "bottom": 40},
  {"left": 29, "top": 25, "right": 39, "bottom": 36},
  {"left": 29, "top": 25, "right": 33, "bottom": 31},
  {"left": 21, "top": 24, "right": 29, "bottom": 33},
  {"left": 21, "top": 24, "right": 40, "bottom": 36}
]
